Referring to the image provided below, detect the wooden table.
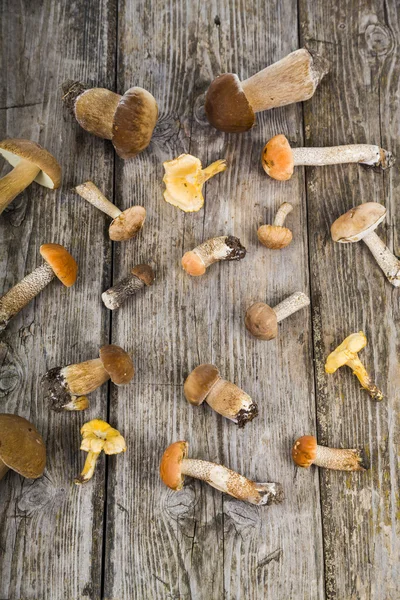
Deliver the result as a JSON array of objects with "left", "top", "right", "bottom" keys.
[{"left": 1, "top": 2, "right": 399, "bottom": 599}]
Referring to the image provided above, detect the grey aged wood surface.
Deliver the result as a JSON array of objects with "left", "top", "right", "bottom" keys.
[{"left": 0, "top": 1, "right": 398, "bottom": 600}]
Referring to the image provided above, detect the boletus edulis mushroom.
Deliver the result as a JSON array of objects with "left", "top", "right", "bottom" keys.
[
  {"left": 184, "top": 364, "right": 258, "bottom": 427},
  {"left": 262, "top": 134, "right": 395, "bottom": 180},
  {"left": 75, "top": 419, "right": 126, "bottom": 484},
  {"left": 325, "top": 331, "right": 383, "bottom": 401},
  {"left": 42, "top": 344, "right": 134, "bottom": 412},
  {"left": 292, "top": 435, "right": 369, "bottom": 472},
  {"left": 258, "top": 202, "right": 293, "bottom": 249},
  {"left": 160, "top": 441, "right": 284, "bottom": 506},
  {"left": 0, "top": 414, "right": 46, "bottom": 481},
  {"left": 102, "top": 264, "right": 155, "bottom": 310},
  {"left": 0, "top": 138, "right": 61, "bottom": 215},
  {"left": 62, "top": 80, "right": 158, "bottom": 159},
  {"left": 0, "top": 243, "right": 77, "bottom": 331},
  {"left": 205, "top": 49, "right": 329, "bottom": 133},
  {"left": 182, "top": 236, "right": 246, "bottom": 276},
  {"left": 245, "top": 292, "right": 310, "bottom": 340}
]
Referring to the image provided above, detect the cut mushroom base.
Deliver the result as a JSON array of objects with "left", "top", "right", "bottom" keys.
[
  {"left": 258, "top": 202, "right": 293, "bottom": 249},
  {"left": 292, "top": 435, "right": 369, "bottom": 471},
  {"left": 182, "top": 236, "right": 246, "bottom": 276},
  {"left": 102, "top": 264, "right": 155, "bottom": 310},
  {"left": 245, "top": 292, "right": 310, "bottom": 340}
]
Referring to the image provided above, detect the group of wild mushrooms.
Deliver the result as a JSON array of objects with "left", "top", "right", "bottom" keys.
[{"left": 0, "top": 48, "right": 397, "bottom": 505}]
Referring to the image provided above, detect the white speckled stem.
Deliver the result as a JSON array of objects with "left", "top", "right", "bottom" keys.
[
  {"left": 102, "top": 274, "right": 144, "bottom": 310},
  {"left": 291, "top": 145, "right": 394, "bottom": 169},
  {"left": 0, "top": 159, "right": 41, "bottom": 214},
  {"left": 0, "top": 459, "right": 9, "bottom": 481},
  {"left": 193, "top": 236, "right": 232, "bottom": 268},
  {"left": 75, "top": 181, "right": 121, "bottom": 219},
  {"left": 273, "top": 292, "right": 310, "bottom": 323},
  {"left": 273, "top": 202, "right": 293, "bottom": 227},
  {"left": 314, "top": 445, "right": 365, "bottom": 471},
  {"left": 362, "top": 232, "right": 400, "bottom": 287}
]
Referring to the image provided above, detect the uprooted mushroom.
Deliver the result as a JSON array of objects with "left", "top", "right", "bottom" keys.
[
  {"left": 0, "top": 414, "right": 46, "bottom": 482},
  {"left": 75, "top": 419, "right": 126, "bottom": 484},
  {"left": 245, "top": 292, "right": 310, "bottom": 340},
  {"left": 102, "top": 264, "right": 155, "bottom": 310},
  {"left": 182, "top": 236, "right": 246, "bottom": 276},
  {"left": 292, "top": 435, "right": 369, "bottom": 472}
]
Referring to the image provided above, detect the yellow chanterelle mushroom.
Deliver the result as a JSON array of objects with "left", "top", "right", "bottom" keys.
[{"left": 75, "top": 419, "right": 126, "bottom": 484}]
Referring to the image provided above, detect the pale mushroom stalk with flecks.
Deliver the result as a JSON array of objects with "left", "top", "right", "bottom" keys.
[
  {"left": 292, "top": 435, "right": 369, "bottom": 471},
  {"left": 245, "top": 291, "right": 310, "bottom": 340},
  {"left": 182, "top": 236, "right": 246, "bottom": 276},
  {"left": 102, "top": 264, "right": 155, "bottom": 310}
]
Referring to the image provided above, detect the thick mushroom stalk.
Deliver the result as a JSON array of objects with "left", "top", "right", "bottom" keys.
[
  {"left": 360, "top": 231, "right": 400, "bottom": 287},
  {"left": 182, "top": 236, "right": 246, "bottom": 276},
  {"left": 0, "top": 160, "right": 40, "bottom": 213},
  {"left": 292, "top": 435, "right": 369, "bottom": 472},
  {"left": 102, "top": 264, "right": 155, "bottom": 310},
  {"left": 325, "top": 331, "right": 383, "bottom": 401},
  {"left": 258, "top": 202, "right": 293, "bottom": 249},
  {"left": 245, "top": 291, "right": 310, "bottom": 340}
]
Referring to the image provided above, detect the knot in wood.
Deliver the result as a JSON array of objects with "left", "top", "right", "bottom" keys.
[
  {"left": 17, "top": 478, "right": 64, "bottom": 516},
  {"left": 224, "top": 498, "right": 260, "bottom": 530},
  {"left": 0, "top": 341, "right": 22, "bottom": 398},
  {"left": 193, "top": 93, "right": 209, "bottom": 126},
  {"left": 164, "top": 485, "right": 197, "bottom": 519},
  {"left": 365, "top": 23, "right": 394, "bottom": 57}
]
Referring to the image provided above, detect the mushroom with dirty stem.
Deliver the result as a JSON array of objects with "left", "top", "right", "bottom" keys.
[
  {"left": 245, "top": 292, "right": 310, "bottom": 340},
  {"left": 325, "top": 331, "right": 383, "bottom": 401},
  {"left": 331, "top": 202, "right": 400, "bottom": 287},
  {"left": 74, "top": 181, "right": 146, "bottom": 241},
  {"left": 0, "top": 414, "right": 46, "bottom": 481},
  {"left": 182, "top": 236, "right": 246, "bottom": 276},
  {"left": 0, "top": 243, "right": 77, "bottom": 331},
  {"left": 62, "top": 80, "right": 158, "bottom": 159},
  {"left": 184, "top": 364, "right": 258, "bottom": 428},
  {"left": 162, "top": 153, "right": 227, "bottom": 212},
  {"left": 75, "top": 419, "right": 126, "bottom": 484},
  {"left": 0, "top": 138, "right": 61, "bottom": 215},
  {"left": 102, "top": 264, "right": 155, "bottom": 310},
  {"left": 160, "top": 441, "right": 284, "bottom": 505},
  {"left": 42, "top": 344, "right": 134, "bottom": 411},
  {"left": 262, "top": 134, "right": 395, "bottom": 181},
  {"left": 292, "top": 435, "right": 369, "bottom": 471},
  {"left": 258, "top": 202, "right": 293, "bottom": 249},
  {"left": 205, "top": 49, "right": 329, "bottom": 133}
]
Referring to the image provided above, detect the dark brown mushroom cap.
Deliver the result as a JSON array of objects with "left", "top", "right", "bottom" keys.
[
  {"left": 245, "top": 302, "right": 278, "bottom": 340},
  {"left": 160, "top": 440, "right": 188, "bottom": 490},
  {"left": 131, "top": 264, "right": 155, "bottom": 286},
  {"left": 204, "top": 74, "right": 255, "bottom": 133},
  {"left": 109, "top": 205, "right": 146, "bottom": 241},
  {"left": 112, "top": 87, "right": 158, "bottom": 159},
  {"left": 99, "top": 344, "right": 134, "bottom": 385},
  {"left": 184, "top": 364, "right": 220, "bottom": 406},
  {"left": 331, "top": 202, "right": 386, "bottom": 243},
  {"left": 0, "top": 138, "right": 61, "bottom": 189},
  {"left": 40, "top": 243, "right": 78, "bottom": 287},
  {"left": 0, "top": 414, "right": 46, "bottom": 479}
]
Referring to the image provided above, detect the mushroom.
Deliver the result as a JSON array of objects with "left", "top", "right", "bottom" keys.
[
  {"left": 0, "top": 243, "right": 77, "bottom": 331},
  {"left": 258, "top": 202, "right": 293, "bottom": 249},
  {"left": 325, "top": 331, "right": 383, "bottom": 401},
  {"left": 75, "top": 419, "right": 126, "bottom": 484},
  {"left": 262, "top": 134, "right": 395, "bottom": 181},
  {"left": 42, "top": 344, "right": 134, "bottom": 411},
  {"left": 102, "top": 264, "right": 155, "bottom": 310},
  {"left": 62, "top": 80, "right": 158, "bottom": 159},
  {"left": 162, "top": 154, "right": 227, "bottom": 212},
  {"left": 184, "top": 364, "right": 258, "bottom": 427},
  {"left": 0, "top": 138, "right": 61, "bottom": 215},
  {"left": 245, "top": 292, "right": 310, "bottom": 340},
  {"left": 204, "top": 49, "right": 329, "bottom": 133},
  {"left": 74, "top": 181, "right": 146, "bottom": 241},
  {"left": 292, "top": 435, "right": 369, "bottom": 471},
  {"left": 0, "top": 414, "right": 46, "bottom": 481},
  {"left": 331, "top": 202, "right": 400, "bottom": 287},
  {"left": 160, "top": 441, "right": 284, "bottom": 506},
  {"left": 182, "top": 236, "right": 246, "bottom": 276}
]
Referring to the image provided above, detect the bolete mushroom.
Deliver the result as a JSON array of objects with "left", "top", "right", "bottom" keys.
[
  {"left": 184, "top": 364, "right": 258, "bottom": 427},
  {"left": 0, "top": 243, "right": 77, "bottom": 331},
  {"left": 204, "top": 49, "right": 329, "bottom": 133},
  {"left": 0, "top": 138, "right": 61, "bottom": 215},
  {"left": 245, "top": 292, "right": 310, "bottom": 340},
  {"left": 75, "top": 419, "right": 126, "bottom": 484},
  {"left": 292, "top": 435, "right": 369, "bottom": 471},
  {"left": 0, "top": 414, "right": 46, "bottom": 481},
  {"left": 160, "top": 441, "right": 284, "bottom": 506},
  {"left": 162, "top": 154, "right": 227, "bottom": 212},
  {"left": 42, "top": 344, "right": 134, "bottom": 411},
  {"left": 262, "top": 134, "right": 395, "bottom": 181},
  {"left": 258, "top": 202, "right": 293, "bottom": 249},
  {"left": 182, "top": 236, "right": 246, "bottom": 276},
  {"left": 74, "top": 181, "right": 146, "bottom": 241},
  {"left": 331, "top": 202, "right": 400, "bottom": 287},
  {"left": 62, "top": 80, "right": 158, "bottom": 159},
  {"left": 102, "top": 264, "right": 155, "bottom": 310},
  {"left": 325, "top": 331, "right": 383, "bottom": 401}
]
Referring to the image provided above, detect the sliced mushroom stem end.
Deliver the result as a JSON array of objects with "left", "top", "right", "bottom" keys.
[{"left": 75, "top": 181, "right": 122, "bottom": 220}]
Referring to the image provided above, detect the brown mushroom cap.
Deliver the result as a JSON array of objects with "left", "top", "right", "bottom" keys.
[
  {"left": 99, "top": 344, "right": 134, "bottom": 385},
  {"left": 109, "top": 205, "right": 146, "bottom": 241},
  {"left": 160, "top": 440, "right": 188, "bottom": 490},
  {"left": 331, "top": 202, "right": 386, "bottom": 243},
  {"left": 257, "top": 224, "right": 293, "bottom": 249},
  {"left": 204, "top": 74, "right": 255, "bottom": 133},
  {"left": 292, "top": 435, "right": 317, "bottom": 468},
  {"left": 131, "top": 264, "right": 155, "bottom": 286},
  {"left": 184, "top": 364, "right": 221, "bottom": 406},
  {"left": 261, "top": 135, "right": 294, "bottom": 181},
  {"left": 0, "top": 138, "right": 61, "bottom": 189},
  {"left": 0, "top": 414, "right": 46, "bottom": 479},
  {"left": 112, "top": 87, "right": 158, "bottom": 159},
  {"left": 245, "top": 302, "right": 278, "bottom": 340},
  {"left": 40, "top": 243, "right": 78, "bottom": 287}
]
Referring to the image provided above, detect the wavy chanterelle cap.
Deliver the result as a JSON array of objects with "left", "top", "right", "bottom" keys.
[
  {"left": 0, "top": 414, "right": 46, "bottom": 480},
  {"left": 0, "top": 138, "right": 61, "bottom": 189},
  {"left": 75, "top": 419, "right": 126, "bottom": 484},
  {"left": 40, "top": 244, "right": 78, "bottom": 287}
]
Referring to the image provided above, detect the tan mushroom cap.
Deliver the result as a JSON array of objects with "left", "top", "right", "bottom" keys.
[
  {"left": 292, "top": 435, "right": 317, "bottom": 468},
  {"left": 257, "top": 224, "right": 293, "bottom": 249},
  {"left": 204, "top": 74, "right": 255, "bottom": 133},
  {"left": 40, "top": 243, "right": 78, "bottom": 287},
  {"left": 0, "top": 414, "right": 46, "bottom": 479},
  {"left": 112, "top": 87, "right": 158, "bottom": 159},
  {"left": 331, "top": 202, "right": 386, "bottom": 243},
  {"left": 0, "top": 139, "right": 61, "bottom": 189},
  {"left": 184, "top": 364, "right": 221, "bottom": 406},
  {"left": 160, "top": 440, "right": 188, "bottom": 490},
  {"left": 245, "top": 302, "right": 278, "bottom": 340},
  {"left": 109, "top": 205, "right": 146, "bottom": 241},
  {"left": 99, "top": 344, "right": 134, "bottom": 385},
  {"left": 261, "top": 135, "right": 294, "bottom": 181},
  {"left": 131, "top": 264, "right": 155, "bottom": 286}
]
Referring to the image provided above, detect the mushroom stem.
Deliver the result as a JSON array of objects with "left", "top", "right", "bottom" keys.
[
  {"left": 273, "top": 292, "right": 310, "bottom": 323},
  {"left": 362, "top": 231, "right": 400, "bottom": 287},
  {"left": 273, "top": 202, "right": 293, "bottom": 227},
  {"left": 0, "top": 159, "right": 41, "bottom": 214},
  {"left": 193, "top": 236, "right": 246, "bottom": 269},
  {"left": 63, "top": 358, "right": 110, "bottom": 395},
  {"left": 0, "top": 459, "right": 9, "bottom": 481},
  {"left": 201, "top": 159, "right": 228, "bottom": 182},
  {"left": 314, "top": 445, "right": 368, "bottom": 471},
  {"left": 74, "top": 450, "right": 101, "bottom": 484},
  {"left": 291, "top": 145, "right": 394, "bottom": 169},
  {"left": 74, "top": 181, "right": 122, "bottom": 220},
  {"left": 0, "top": 262, "right": 55, "bottom": 331},
  {"left": 101, "top": 274, "right": 144, "bottom": 310},
  {"left": 180, "top": 459, "right": 283, "bottom": 505},
  {"left": 345, "top": 357, "right": 383, "bottom": 401},
  {"left": 205, "top": 378, "right": 258, "bottom": 427}
]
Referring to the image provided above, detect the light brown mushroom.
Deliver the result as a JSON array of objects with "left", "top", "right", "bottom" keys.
[
  {"left": 258, "top": 202, "right": 293, "bottom": 249},
  {"left": 75, "top": 419, "right": 126, "bottom": 484},
  {"left": 182, "top": 236, "right": 246, "bottom": 276},
  {"left": 0, "top": 414, "right": 46, "bottom": 481},
  {"left": 292, "top": 435, "right": 369, "bottom": 472},
  {"left": 245, "top": 292, "right": 310, "bottom": 340},
  {"left": 102, "top": 264, "right": 155, "bottom": 310}
]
